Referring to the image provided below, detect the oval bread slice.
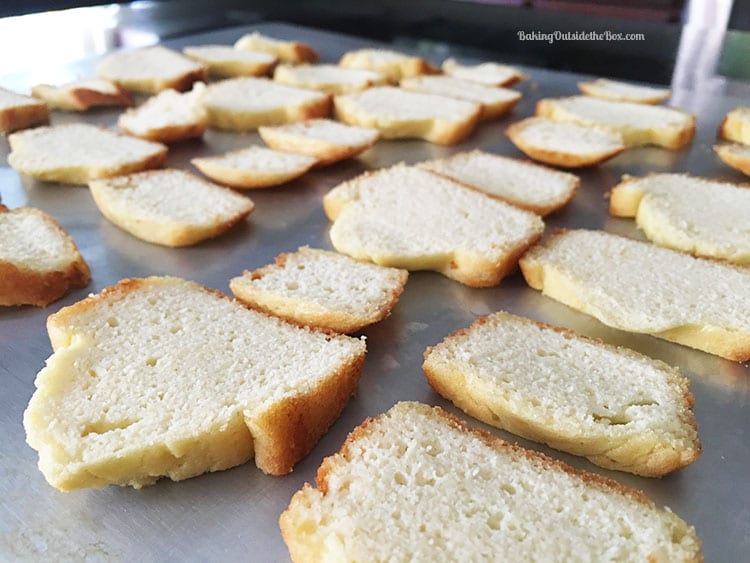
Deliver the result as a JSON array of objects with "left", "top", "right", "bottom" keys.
[
  {"left": 578, "top": 78, "right": 671, "bottom": 104},
  {"left": 441, "top": 57, "right": 527, "bottom": 86},
  {"left": 274, "top": 64, "right": 388, "bottom": 95},
  {"left": 31, "top": 79, "right": 133, "bottom": 111},
  {"left": 715, "top": 143, "right": 750, "bottom": 175},
  {"left": 182, "top": 45, "right": 278, "bottom": 77},
  {"left": 718, "top": 107, "right": 750, "bottom": 145},
  {"left": 0, "top": 86, "right": 49, "bottom": 134},
  {"left": 339, "top": 48, "right": 437, "bottom": 83},
  {"left": 234, "top": 32, "right": 318, "bottom": 64}
]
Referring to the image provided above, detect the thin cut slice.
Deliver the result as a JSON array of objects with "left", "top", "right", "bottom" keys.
[
  {"left": 234, "top": 32, "right": 318, "bottom": 64},
  {"left": 339, "top": 48, "right": 437, "bottom": 83},
  {"left": 118, "top": 83, "right": 207, "bottom": 143},
  {"left": 609, "top": 173, "right": 750, "bottom": 264},
  {"left": 506, "top": 117, "right": 626, "bottom": 168},
  {"left": 280, "top": 402, "right": 702, "bottom": 562},
  {"left": 203, "top": 77, "right": 331, "bottom": 132},
  {"left": 259, "top": 119, "right": 380, "bottom": 166},
  {"left": 7, "top": 123, "right": 167, "bottom": 185},
  {"left": 400, "top": 75, "right": 521, "bottom": 121},
  {"left": 441, "top": 57, "right": 527, "bottom": 87},
  {"left": 334, "top": 86, "right": 481, "bottom": 145},
  {"left": 718, "top": 107, "right": 750, "bottom": 145},
  {"left": 191, "top": 146, "right": 317, "bottom": 189},
  {"left": 24, "top": 276, "right": 366, "bottom": 491},
  {"left": 0, "top": 205, "right": 90, "bottom": 307},
  {"left": 323, "top": 164, "right": 544, "bottom": 287},
  {"left": 0, "top": 87, "right": 49, "bottom": 134},
  {"left": 536, "top": 96, "right": 695, "bottom": 149},
  {"left": 715, "top": 143, "right": 750, "bottom": 175},
  {"left": 88, "top": 169, "right": 254, "bottom": 246},
  {"left": 182, "top": 45, "right": 278, "bottom": 77},
  {"left": 418, "top": 150, "right": 578, "bottom": 216},
  {"left": 519, "top": 229, "right": 750, "bottom": 361},
  {"left": 231, "top": 247, "right": 408, "bottom": 333},
  {"left": 96, "top": 46, "right": 207, "bottom": 94},
  {"left": 32, "top": 78, "right": 133, "bottom": 111},
  {"left": 274, "top": 64, "right": 388, "bottom": 95},
  {"left": 423, "top": 311, "right": 700, "bottom": 477},
  {"left": 578, "top": 78, "right": 671, "bottom": 104}
]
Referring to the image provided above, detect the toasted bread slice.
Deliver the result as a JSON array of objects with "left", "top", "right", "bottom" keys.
[
  {"left": 715, "top": 143, "right": 750, "bottom": 175},
  {"left": 234, "top": 32, "right": 318, "bottom": 64},
  {"left": 520, "top": 229, "right": 750, "bottom": 361},
  {"left": 578, "top": 78, "right": 671, "bottom": 104},
  {"left": 281, "top": 402, "right": 701, "bottom": 562},
  {"left": 88, "top": 169, "right": 254, "bottom": 246},
  {"left": 96, "top": 46, "right": 207, "bottom": 94},
  {"left": 203, "top": 77, "right": 331, "bottom": 131},
  {"left": 423, "top": 311, "right": 700, "bottom": 477},
  {"left": 334, "top": 86, "right": 481, "bottom": 144},
  {"left": 23, "top": 276, "right": 366, "bottom": 490},
  {"left": 400, "top": 75, "right": 521, "bottom": 121},
  {"left": 32, "top": 78, "right": 132, "bottom": 111},
  {"left": 718, "top": 107, "right": 750, "bottom": 145},
  {"left": 259, "top": 119, "right": 380, "bottom": 166},
  {"left": 0, "top": 205, "right": 90, "bottom": 307},
  {"left": 609, "top": 173, "right": 750, "bottom": 264},
  {"left": 418, "top": 150, "right": 578, "bottom": 216},
  {"left": 230, "top": 247, "right": 408, "bottom": 333},
  {"left": 274, "top": 64, "right": 388, "bottom": 95},
  {"left": 8, "top": 123, "right": 167, "bottom": 184},
  {"left": 0, "top": 87, "right": 49, "bottom": 134},
  {"left": 506, "top": 117, "right": 626, "bottom": 168},
  {"left": 182, "top": 45, "right": 277, "bottom": 77},
  {"left": 323, "top": 164, "right": 544, "bottom": 287},
  {"left": 441, "top": 57, "right": 527, "bottom": 87},
  {"left": 191, "top": 146, "right": 317, "bottom": 189},
  {"left": 339, "top": 48, "right": 437, "bottom": 83},
  {"left": 536, "top": 96, "right": 695, "bottom": 149}
]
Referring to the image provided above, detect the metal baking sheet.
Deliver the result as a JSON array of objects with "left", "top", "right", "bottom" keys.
[{"left": 1, "top": 22, "right": 748, "bottom": 562}]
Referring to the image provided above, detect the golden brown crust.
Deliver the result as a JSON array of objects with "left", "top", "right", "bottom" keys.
[
  {"left": 0, "top": 101, "right": 49, "bottom": 134},
  {"left": 32, "top": 83, "right": 133, "bottom": 111},
  {"left": 578, "top": 80, "right": 671, "bottom": 105},
  {"left": 121, "top": 121, "right": 207, "bottom": 144},
  {"left": 191, "top": 149, "right": 316, "bottom": 189},
  {"left": 206, "top": 94, "right": 331, "bottom": 132},
  {"left": 715, "top": 144, "right": 750, "bottom": 176}
]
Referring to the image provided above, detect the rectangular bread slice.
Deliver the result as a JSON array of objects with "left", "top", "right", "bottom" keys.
[
  {"left": 182, "top": 45, "right": 278, "bottom": 78},
  {"left": 0, "top": 86, "right": 49, "bottom": 133},
  {"left": 280, "top": 402, "right": 701, "bottom": 562},
  {"left": 423, "top": 311, "right": 700, "bottom": 476},
  {"left": 234, "top": 32, "right": 318, "bottom": 64},
  {"left": 31, "top": 78, "right": 133, "bottom": 111},
  {"left": 339, "top": 48, "right": 437, "bottom": 83},
  {"left": 274, "top": 64, "right": 388, "bottom": 95},
  {"left": 441, "top": 57, "right": 527, "bottom": 87},
  {"left": 519, "top": 229, "right": 750, "bottom": 361},
  {"left": 578, "top": 78, "right": 671, "bottom": 105}
]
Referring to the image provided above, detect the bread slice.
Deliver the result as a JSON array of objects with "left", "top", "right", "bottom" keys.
[
  {"left": 88, "top": 169, "right": 254, "bottom": 246},
  {"left": 182, "top": 45, "right": 277, "bottom": 77},
  {"left": 31, "top": 78, "right": 133, "bottom": 111},
  {"left": 96, "top": 46, "right": 207, "bottom": 94},
  {"left": 520, "top": 229, "right": 750, "bottom": 361},
  {"left": 258, "top": 119, "right": 380, "bottom": 166},
  {"left": 0, "top": 205, "right": 90, "bottom": 307},
  {"left": 423, "top": 311, "right": 700, "bottom": 477},
  {"left": 230, "top": 247, "right": 408, "bottom": 333},
  {"left": 7, "top": 123, "right": 167, "bottom": 185},
  {"left": 323, "top": 164, "right": 544, "bottom": 287},
  {"left": 118, "top": 82, "right": 208, "bottom": 143},
  {"left": 441, "top": 57, "right": 527, "bottom": 87},
  {"left": 506, "top": 117, "right": 626, "bottom": 168},
  {"left": 0, "top": 87, "right": 49, "bottom": 134},
  {"left": 334, "top": 86, "right": 481, "bottom": 144},
  {"left": 715, "top": 143, "right": 750, "bottom": 175},
  {"left": 609, "top": 173, "right": 750, "bottom": 264},
  {"left": 339, "top": 48, "right": 437, "bottom": 83},
  {"left": 280, "top": 402, "right": 702, "bottom": 562},
  {"left": 578, "top": 78, "right": 671, "bottom": 104},
  {"left": 23, "top": 276, "right": 366, "bottom": 491},
  {"left": 418, "top": 150, "right": 578, "bottom": 216},
  {"left": 718, "top": 107, "right": 750, "bottom": 145},
  {"left": 203, "top": 77, "right": 331, "bottom": 132},
  {"left": 536, "top": 96, "right": 695, "bottom": 149},
  {"left": 400, "top": 75, "right": 521, "bottom": 121},
  {"left": 274, "top": 64, "right": 388, "bottom": 95},
  {"left": 234, "top": 32, "right": 318, "bottom": 64},
  {"left": 191, "top": 146, "right": 317, "bottom": 189}
]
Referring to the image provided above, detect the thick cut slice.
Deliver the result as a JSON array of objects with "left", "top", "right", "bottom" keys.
[
  {"left": 182, "top": 45, "right": 277, "bottom": 77},
  {"left": 536, "top": 96, "right": 695, "bottom": 148},
  {"left": 24, "top": 276, "right": 366, "bottom": 491},
  {"left": 259, "top": 119, "right": 380, "bottom": 166},
  {"left": 280, "top": 402, "right": 702, "bottom": 562},
  {"left": 0, "top": 205, "right": 90, "bottom": 307},
  {"left": 231, "top": 247, "right": 408, "bottom": 333},
  {"left": 191, "top": 146, "right": 316, "bottom": 189},
  {"left": 334, "top": 86, "right": 481, "bottom": 145},
  {"left": 7, "top": 123, "right": 167, "bottom": 184},
  {"left": 339, "top": 48, "right": 437, "bottom": 83},
  {"left": 274, "top": 64, "right": 387, "bottom": 95},
  {"left": 423, "top": 311, "right": 700, "bottom": 476},
  {"left": 715, "top": 143, "right": 750, "bottom": 175},
  {"left": 520, "top": 229, "right": 750, "bottom": 361},
  {"left": 418, "top": 150, "right": 578, "bottom": 216},
  {"left": 203, "top": 77, "right": 331, "bottom": 131},
  {"left": 0, "top": 87, "right": 49, "bottom": 133},
  {"left": 234, "top": 32, "right": 318, "bottom": 64},
  {"left": 578, "top": 78, "right": 671, "bottom": 104},
  {"left": 506, "top": 117, "right": 626, "bottom": 168},
  {"left": 31, "top": 79, "right": 133, "bottom": 111},
  {"left": 718, "top": 107, "right": 750, "bottom": 145},
  {"left": 441, "top": 57, "right": 527, "bottom": 86},
  {"left": 88, "top": 169, "right": 254, "bottom": 246},
  {"left": 323, "top": 164, "right": 544, "bottom": 287}
]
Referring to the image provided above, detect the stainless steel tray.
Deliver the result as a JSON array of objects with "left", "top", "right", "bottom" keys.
[{"left": 1, "top": 22, "right": 748, "bottom": 562}]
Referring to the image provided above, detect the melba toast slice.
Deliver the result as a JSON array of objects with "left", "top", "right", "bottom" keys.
[
  {"left": 578, "top": 78, "right": 671, "bottom": 104},
  {"left": 0, "top": 86, "right": 49, "bottom": 133},
  {"left": 32, "top": 79, "right": 133, "bottom": 111},
  {"left": 274, "top": 64, "right": 388, "bottom": 95},
  {"left": 234, "top": 32, "right": 318, "bottom": 64},
  {"left": 339, "top": 48, "right": 436, "bottom": 83},
  {"left": 441, "top": 57, "right": 527, "bottom": 86}
]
